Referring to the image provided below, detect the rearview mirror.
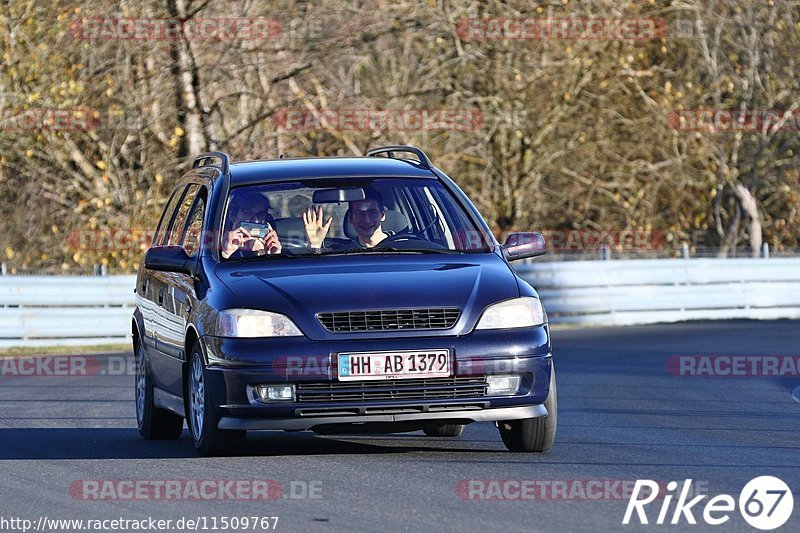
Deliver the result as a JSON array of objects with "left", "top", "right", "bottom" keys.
[
  {"left": 502, "top": 232, "right": 546, "bottom": 261},
  {"left": 144, "top": 246, "right": 195, "bottom": 275},
  {"left": 312, "top": 187, "right": 366, "bottom": 204}
]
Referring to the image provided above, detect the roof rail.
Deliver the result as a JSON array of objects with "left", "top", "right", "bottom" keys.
[
  {"left": 366, "top": 145, "right": 432, "bottom": 169},
  {"left": 192, "top": 151, "right": 230, "bottom": 175}
]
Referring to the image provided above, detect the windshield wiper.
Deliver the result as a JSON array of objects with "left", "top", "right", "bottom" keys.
[
  {"left": 306, "top": 246, "right": 457, "bottom": 257},
  {"left": 232, "top": 252, "right": 300, "bottom": 262},
  {"left": 365, "top": 246, "right": 454, "bottom": 254}
]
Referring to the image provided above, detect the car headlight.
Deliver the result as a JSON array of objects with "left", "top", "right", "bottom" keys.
[
  {"left": 475, "top": 297, "right": 545, "bottom": 330},
  {"left": 217, "top": 309, "right": 303, "bottom": 338}
]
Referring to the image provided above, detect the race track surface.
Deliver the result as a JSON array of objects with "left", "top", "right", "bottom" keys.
[{"left": 0, "top": 320, "right": 797, "bottom": 532}]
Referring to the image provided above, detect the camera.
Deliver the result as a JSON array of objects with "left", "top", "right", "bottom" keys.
[{"left": 239, "top": 222, "right": 273, "bottom": 238}]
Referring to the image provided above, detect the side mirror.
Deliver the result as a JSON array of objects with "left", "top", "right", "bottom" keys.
[
  {"left": 502, "top": 232, "right": 546, "bottom": 261},
  {"left": 144, "top": 246, "right": 195, "bottom": 275}
]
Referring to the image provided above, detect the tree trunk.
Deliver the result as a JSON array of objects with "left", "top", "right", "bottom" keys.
[
  {"left": 167, "top": 0, "right": 208, "bottom": 157},
  {"left": 733, "top": 184, "right": 762, "bottom": 258}
]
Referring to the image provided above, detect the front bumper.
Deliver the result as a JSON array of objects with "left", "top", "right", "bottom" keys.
[
  {"left": 202, "top": 326, "right": 552, "bottom": 431},
  {"left": 219, "top": 404, "right": 547, "bottom": 431}
]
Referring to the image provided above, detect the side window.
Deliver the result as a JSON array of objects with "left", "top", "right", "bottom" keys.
[
  {"left": 432, "top": 186, "right": 485, "bottom": 251},
  {"left": 180, "top": 190, "right": 206, "bottom": 257},
  {"left": 166, "top": 184, "right": 201, "bottom": 246},
  {"left": 154, "top": 185, "right": 188, "bottom": 247},
  {"left": 422, "top": 186, "right": 452, "bottom": 246}
]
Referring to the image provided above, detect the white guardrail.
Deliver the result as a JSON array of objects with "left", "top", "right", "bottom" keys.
[
  {"left": 0, "top": 257, "right": 799, "bottom": 347},
  {"left": 0, "top": 275, "right": 136, "bottom": 348},
  {"left": 516, "top": 257, "right": 800, "bottom": 326}
]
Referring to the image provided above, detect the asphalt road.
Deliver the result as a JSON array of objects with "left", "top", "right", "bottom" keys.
[{"left": 1, "top": 320, "right": 798, "bottom": 532}]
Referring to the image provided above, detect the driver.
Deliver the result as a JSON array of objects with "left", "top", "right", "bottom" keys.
[
  {"left": 222, "top": 192, "right": 282, "bottom": 259},
  {"left": 303, "top": 187, "right": 393, "bottom": 251}
]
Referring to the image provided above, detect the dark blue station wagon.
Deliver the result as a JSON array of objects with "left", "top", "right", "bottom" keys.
[{"left": 134, "top": 146, "right": 556, "bottom": 456}]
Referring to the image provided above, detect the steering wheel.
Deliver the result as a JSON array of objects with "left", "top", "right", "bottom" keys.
[
  {"left": 378, "top": 232, "right": 448, "bottom": 250},
  {"left": 380, "top": 209, "right": 444, "bottom": 245},
  {"left": 379, "top": 231, "right": 428, "bottom": 243}
]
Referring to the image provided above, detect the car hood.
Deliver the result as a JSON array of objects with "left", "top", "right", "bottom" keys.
[{"left": 213, "top": 253, "right": 520, "bottom": 340}]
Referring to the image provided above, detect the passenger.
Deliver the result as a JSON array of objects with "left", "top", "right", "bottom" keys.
[
  {"left": 222, "top": 192, "right": 282, "bottom": 258},
  {"left": 303, "top": 187, "right": 392, "bottom": 251}
]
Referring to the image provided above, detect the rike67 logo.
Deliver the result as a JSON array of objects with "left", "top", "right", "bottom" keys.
[{"left": 623, "top": 477, "right": 793, "bottom": 530}]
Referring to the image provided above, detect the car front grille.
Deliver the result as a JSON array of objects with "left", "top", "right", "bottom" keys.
[
  {"left": 295, "top": 376, "right": 488, "bottom": 403},
  {"left": 317, "top": 308, "right": 460, "bottom": 333}
]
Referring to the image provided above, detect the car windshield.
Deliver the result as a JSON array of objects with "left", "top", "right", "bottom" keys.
[{"left": 220, "top": 178, "right": 492, "bottom": 260}]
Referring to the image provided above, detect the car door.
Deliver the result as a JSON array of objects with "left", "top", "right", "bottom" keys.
[
  {"left": 139, "top": 184, "right": 188, "bottom": 350},
  {"left": 160, "top": 186, "right": 207, "bottom": 363},
  {"left": 149, "top": 183, "right": 201, "bottom": 392}
]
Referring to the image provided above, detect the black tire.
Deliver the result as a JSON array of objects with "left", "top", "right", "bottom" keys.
[
  {"left": 135, "top": 339, "right": 184, "bottom": 440},
  {"left": 423, "top": 424, "right": 465, "bottom": 437},
  {"left": 187, "top": 345, "right": 246, "bottom": 456},
  {"left": 498, "top": 364, "right": 557, "bottom": 452}
]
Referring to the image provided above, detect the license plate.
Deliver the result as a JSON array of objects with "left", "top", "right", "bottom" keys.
[{"left": 337, "top": 350, "right": 450, "bottom": 381}]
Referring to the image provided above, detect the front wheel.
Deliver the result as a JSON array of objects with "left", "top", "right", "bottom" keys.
[
  {"left": 187, "top": 345, "right": 245, "bottom": 456},
  {"left": 498, "top": 364, "right": 557, "bottom": 452}
]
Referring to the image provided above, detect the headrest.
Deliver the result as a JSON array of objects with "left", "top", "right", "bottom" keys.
[{"left": 273, "top": 217, "right": 307, "bottom": 244}]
